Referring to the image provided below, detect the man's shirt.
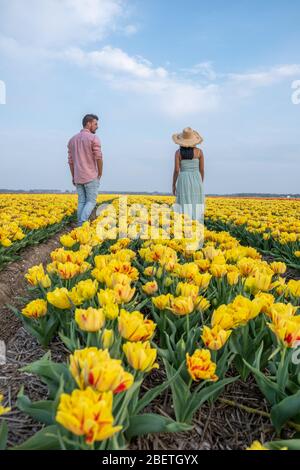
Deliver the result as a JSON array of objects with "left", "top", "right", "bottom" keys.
[{"left": 68, "top": 128, "right": 102, "bottom": 184}]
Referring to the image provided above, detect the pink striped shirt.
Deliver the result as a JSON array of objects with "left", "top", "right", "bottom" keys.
[{"left": 68, "top": 129, "right": 103, "bottom": 184}]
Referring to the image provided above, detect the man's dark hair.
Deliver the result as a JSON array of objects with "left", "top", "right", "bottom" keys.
[{"left": 82, "top": 114, "right": 99, "bottom": 127}]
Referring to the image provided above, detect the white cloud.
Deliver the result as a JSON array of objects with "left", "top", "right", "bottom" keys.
[
  {"left": 62, "top": 46, "right": 168, "bottom": 79},
  {"left": 0, "top": 0, "right": 129, "bottom": 47},
  {"left": 123, "top": 24, "right": 139, "bottom": 36},
  {"left": 228, "top": 64, "right": 300, "bottom": 87},
  {"left": 1, "top": 0, "right": 300, "bottom": 119},
  {"left": 61, "top": 45, "right": 220, "bottom": 116},
  {"left": 182, "top": 62, "right": 218, "bottom": 81}
]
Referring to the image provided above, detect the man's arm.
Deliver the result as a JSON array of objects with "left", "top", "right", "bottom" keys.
[
  {"left": 97, "top": 158, "right": 103, "bottom": 178},
  {"left": 68, "top": 141, "right": 75, "bottom": 185},
  {"left": 92, "top": 136, "right": 103, "bottom": 178}
]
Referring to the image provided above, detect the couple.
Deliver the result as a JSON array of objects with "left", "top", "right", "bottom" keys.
[{"left": 68, "top": 114, "right": 205, "bottom": 226}]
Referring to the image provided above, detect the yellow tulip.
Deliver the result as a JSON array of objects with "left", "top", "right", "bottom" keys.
[
  {"left": 56, "top": 388, "right": 122, "bottom": 444},
  {"left": 269, "top": 302, "right": 298, "bottom": 318},
  {"left": 22, "top": 299, "right": 47, "bottom": 318},
  {"left": 268, "top": 314, "right": 300, "bottom": 348},
  {"left": 194, "top": 259, "right": 211, "bottom": 272},
  {"left": 163, "top": 276, "right": 174, "bottom": 287},
  {"left": 193, "top": 272, "right": 212, "bottom": 290},
  {"left": 94, "top": 254, "right": 110, "bottom": 269},
  {"left": 285, "top": 280, "right": 300, "bottom": 298},
  {"left": 113, "top": 283, "right": 136, "bottom": 304},
  {"left": 254, "top": 292, "right": 275, "bottom": 314},
  {"left": 270, "top": 261, "right": 286, "bottom": 274},
  {"left": 194, "top": 295, "right": 210, "bottom": 312},
  {"left": 244, "top": 272, "right": 273, "bottom": 294},
  {"left": 69, "top": 279, "right": 98, "bottom": 306},
  {"left": 186, "top": 349, "right": 218, "bottom": 382},
  {"left": 176, "top": 282, "right": 199, "bottom": 300},
  {"left": 178, "top": 263, "right": 199, "bottom": 281},
  {"left": 237, "top": 258, "right": 257, "bottom": 277},
  {"left": 210, "top": 264, "right": 228, "bottom": 278},
  {"left": 75, "top": 307, "right": 105, "bottom": 332},
  {"left": 25, "top": 264, "right": 51, "bottom": 287},
  {"left": 1, "top": 238, "right": 12, "bottom": 247},
  {"left": 57, "top": 262, "right": 81, "bottom": 279},
  {"left": 152, "top": 294, "right": 172, "bottom": 310},
  {"left": 227, "top": 271, "right": 240, "bottom": 285},
  {"left": 108, "top": 260, "right": 139, "bottom": 282},
  {"left": 123, "top": 341, "right": 159, "bottom": 372},
  {"left": 142, "top": 281, "right": 158, "bottom": 295},
  {"left": 103, "top": 303, "right": 119, "bottom": 320},
  {"left": 69, "top": 348, "right": 133, "bottom": 394},
  {"left": 47, "top": 287, "right": 71, "bottom": 309},
  {"left": 212, "top": 305, "right": 238, "bottom": 330},
  {"left": 143, "top": 266, "right": 156, "bottom": 276},
  {"left": 60, "top": 234, "right": 77, "bottom": 248},
  {"left": 102, "top": 329, "right": 114, "bottom": 349},
  {"left": 168, "top": 295, "right": 194, "bottom": 316},
  {"left": 118, "top": 309, "right": 156, "bottom": 341},
  {"left": 201, "top": 325, "right": 232, "bottom": 350},
  {"left": 246, "top": 441, "right": 269, "bottom": 451},
  {"left": 0, "top": 393, "right": 11, "bottom": 415},
  {"left": 98, "top": 288, "right": 117, "bottom": 306}
]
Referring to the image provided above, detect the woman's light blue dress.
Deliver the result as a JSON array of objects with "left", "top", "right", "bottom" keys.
[{"left": 175, "top": 158, "right": 204, "bottom": 221}]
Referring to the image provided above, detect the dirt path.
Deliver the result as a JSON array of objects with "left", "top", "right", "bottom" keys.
[{"left": 0, "top": 221, "right": 77, "bottom": 343}]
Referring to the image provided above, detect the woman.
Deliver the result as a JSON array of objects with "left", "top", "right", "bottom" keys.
[{"left": 172, "top": 127, "right": 205, "bottom": 221}]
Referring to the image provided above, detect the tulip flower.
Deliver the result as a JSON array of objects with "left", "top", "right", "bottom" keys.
[
  {"left": 142, "top": 281, "right": 158, "bottom": 295},
  {"left": 102, "top": 329, "right": 114, "bottom": 349},
  {"left": 176, "top": 282, "right": 199, "bottom": 300},
  {"left": 168, "top": 295, "right": 194, "bottom": 316},
  {"left": 25, "top": 264, "right": 51, "bottom": 287},
  {"left": 69, "top": 348, "right": 133, "bottom": 394},
  {"left": 201, "top": 325, "right": 232, "bottom": 350},
  {"left": 113, "top": 283, "right": 136, "bottom": 304},
  {"left": 270, "top": 261, "right": 286, "bottom": 274},
  {"left": 75, "top": 307, "right": 105, "bottom": 332},
  {"left": 103, "top": 303, "right": 119, "bottom": 320},
  {"left": 123, "top": 341, "right": 159, "bottom": 372},
  {"left": 285, "top": 280, "right": 300, "bottom": 299},
  {"left": 246, "top": 441, "right": 269, "bottom": 451},
  {"left": 186, "top": 349, "right": 218, "bottom": 382},
  {"left": 47, "top": 287, "right": 72, "bottom": 309},
  {"left": 0, "top": 393, "right": 11, "bottom": 415},
  {"left": 22, "top": 299, "right": 47, "bottom": 318},
  {"left": 56, "top": 388, "right": 122, "bottom": 444},
  {"left": 98, "top": 288, "right": 117, "bottom": 306},
  {"left": 152, "top": 294, "right": 172, "bottom": 310},
  {"left": 60, "top": 234, "right": 77, "bottom": 248},
  {"left": 118, "top": 309, "right": 156, "bottom": 342}
]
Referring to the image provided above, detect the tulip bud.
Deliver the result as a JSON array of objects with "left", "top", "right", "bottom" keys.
[{"left": 102, "top": 329, "right": 114, "bottom": 349}]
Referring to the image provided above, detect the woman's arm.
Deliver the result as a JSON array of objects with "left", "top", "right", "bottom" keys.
[
  {"left": 199, "top": 149, "right": 204, "bottom": 182},
  {"left": 172, "top": 151, "right": 180, "bottom": 195}
]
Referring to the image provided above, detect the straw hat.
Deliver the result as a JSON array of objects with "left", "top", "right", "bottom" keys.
[{"left": 172, "top": 127, "right": 203, "bottom": 147}]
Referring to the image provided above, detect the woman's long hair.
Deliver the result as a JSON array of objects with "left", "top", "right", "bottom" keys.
[{"left": 180, "top": 146, "right": 194, "bottom": 160}]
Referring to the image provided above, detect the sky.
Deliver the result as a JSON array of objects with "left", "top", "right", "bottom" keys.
[{"left": 0, "top": 0, "right": 300, "bottom": 194}]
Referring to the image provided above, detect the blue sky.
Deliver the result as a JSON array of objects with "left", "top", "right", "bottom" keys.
[{"left": 0, "top": 0, "right": 299, "bottom": 193}]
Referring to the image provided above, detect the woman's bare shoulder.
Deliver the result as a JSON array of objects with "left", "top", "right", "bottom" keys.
[{"left": 194, "top": 147, "right": 203, "bottom": 159}]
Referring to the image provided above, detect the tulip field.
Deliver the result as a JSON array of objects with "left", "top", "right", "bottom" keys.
[
  {"left": 0, "top": 194, "right": 300, "bottom": 451},
  {"left": 0, "top": 195, "right": 77, "bottom": 269}
]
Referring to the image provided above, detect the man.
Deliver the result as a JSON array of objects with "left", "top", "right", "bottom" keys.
[{"left": 68, "top": 114, "right": 103, "bottom": 226}]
